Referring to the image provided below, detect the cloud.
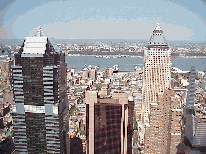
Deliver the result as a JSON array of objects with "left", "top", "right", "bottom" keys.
[
  {"left": 0, "top": 0, "right": 16, "bottom": 39},
  {"left": 2, "top": 0, "right": 205, "bottom": 40},
  {"left": 0, "top": 25, "right": 9, "bottom": 39},
  {"left": 32, "top": 18, "right": 195, "bottom": 40}
]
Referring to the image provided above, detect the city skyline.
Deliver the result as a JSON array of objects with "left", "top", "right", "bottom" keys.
[
  {"left": 0, "top": 0, "right": 206, "bottom": 41},
  {"left": 0, "top": 14, "right": 205, "bottom": 153}
]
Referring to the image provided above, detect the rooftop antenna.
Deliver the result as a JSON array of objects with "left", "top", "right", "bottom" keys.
[
  {"left": 37, "top": 26, "right": 44, "bottom": 37},
  {"left": 155, "top": 23, "right": 161, "bottom": 30}
]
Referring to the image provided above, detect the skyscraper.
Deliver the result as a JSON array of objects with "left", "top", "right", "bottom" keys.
[
  {"left": 12, "top": 28, "right": 69, "bottom": 153},
  {"left": 185, "top": 66, "right": 196, "bottom": 143},
  {"left": 140, "top": 23, "right": 176, "bottom": 152},
  {"left": 85, "top": 90, "right": 134, "bottom": 154},
  {"left": 142, "top": 23, "right": 171, "bottom": 124}
]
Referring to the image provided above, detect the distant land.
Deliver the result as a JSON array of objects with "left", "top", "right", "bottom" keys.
[{"left": 0, "top": 39, "right": 206, "bottom": 45}]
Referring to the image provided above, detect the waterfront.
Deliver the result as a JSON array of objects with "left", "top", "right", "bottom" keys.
[
  {"left": 65, "top": 55, "right": 206, "bottom": 72},
  {"left": 1, "top": 55, "right": 205, "bottom": 72}
]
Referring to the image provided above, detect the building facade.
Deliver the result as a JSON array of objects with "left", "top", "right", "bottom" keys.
[
  {"left": 0, "top": 57, "right": 13, "bottom": 90},
  {"left": 142, "top": 23, "right": 171, "bottom": 124},
  {"left": 12, "top": 28, "right": 69, "bottom": 153},
  {"left": 143, "top": 89, "right": 182, "bottom": 153},
  {"left": 85, "top": 90, "right": 134, "bottom": 154}
]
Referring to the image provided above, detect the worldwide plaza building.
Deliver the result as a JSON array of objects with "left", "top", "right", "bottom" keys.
[
  {"left": 141, "top": 23, "right": 171, "bottom": 124},
  {"left": 140, "top": 23, "right": 182, "bottom": 153},
  {"left": 11, "top": 28, "right": 69, "bottom": 153}
]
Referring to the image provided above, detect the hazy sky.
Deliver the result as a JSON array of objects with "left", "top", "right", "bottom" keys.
[{"left": 1, "top": 0, "right": 206, "bottom": 41}]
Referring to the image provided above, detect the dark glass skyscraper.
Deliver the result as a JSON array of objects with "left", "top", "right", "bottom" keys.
[
  {"left": 85, "top": 90, "right": 134, "bottom": 154},
  {"left": 12, "top": 28, "right": 69, "bottom": 153}
]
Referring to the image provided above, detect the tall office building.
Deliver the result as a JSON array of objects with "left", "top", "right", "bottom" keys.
[
  {"left": 180, "top": 67, "right": 206, "bottom": 153},
  {"left": 12, "top": 28, "right": 69, "bottom": 153},
  {"left": 185, "top": 66, "right": 196, "bottom": 143},
  {"left": 143, "top": 89, "right": 182, "bottom": 153},
  {"left": 85, "top": 90, "right": 134, "bottom": 154},
  {"left": 140, "top": 23, "right": 174, "bottom": 152},
  {"left": 142, "top": 23, "right": 171, "bottom": 124}
]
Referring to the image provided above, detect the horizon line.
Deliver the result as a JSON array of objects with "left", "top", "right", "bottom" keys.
[{"left": 0, "top": 38, "right": 206, "bottom": 43}]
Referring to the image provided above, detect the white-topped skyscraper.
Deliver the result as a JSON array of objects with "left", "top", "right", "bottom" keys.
[
  {"left": 140, "top": 24, "right": 183, "bottom": 154},
  {"left": 12, "top": 27, "right": 69, "bottom": 153},
  {"left": 141, "top": 23, "right": 171, "bottom": 124}
]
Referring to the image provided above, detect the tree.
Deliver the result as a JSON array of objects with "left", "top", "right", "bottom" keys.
[
  {"left": 96, "top": 87, "right": 101, "bottom": 91},
  {"left": 133, "top": 111, "right": 138, "bottom": 130},
  {"left": 117, "top": 87, "right": 121, "bottom": 90}
]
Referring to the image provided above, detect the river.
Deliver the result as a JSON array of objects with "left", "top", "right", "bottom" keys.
[
  {"left": 1, "top": 55, "right": 204, "bottom": 72},
  {"left": 65, "top": 55, "right": 206, "bottom": 72}
]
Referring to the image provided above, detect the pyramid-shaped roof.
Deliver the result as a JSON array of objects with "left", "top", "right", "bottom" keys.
[{"left": 147, "top": 23, "right": 169, "bottom": 50}]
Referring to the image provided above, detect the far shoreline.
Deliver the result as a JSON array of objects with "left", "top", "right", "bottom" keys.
[{"left": 66, "top": 54, "right": 206, "bottom": 59}]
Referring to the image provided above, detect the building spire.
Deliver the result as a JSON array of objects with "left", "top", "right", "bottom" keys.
[
  {"left": 155, "top": 23, "right": 161, "bottom": 30},
  {"left": 37, "top": 26, "right": 44, "bottom": 37}
]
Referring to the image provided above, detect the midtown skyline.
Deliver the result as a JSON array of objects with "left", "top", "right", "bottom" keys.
[
  {"left": 0, "top": 15, "right": 205, "bottom": 153},
  {"left": 1, "top": 0, "right": 206, "bottom": 41}
]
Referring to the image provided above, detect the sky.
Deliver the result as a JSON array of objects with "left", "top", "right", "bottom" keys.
[{"left": 0, "top": 0, "right": 206, "bottom": 41}]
